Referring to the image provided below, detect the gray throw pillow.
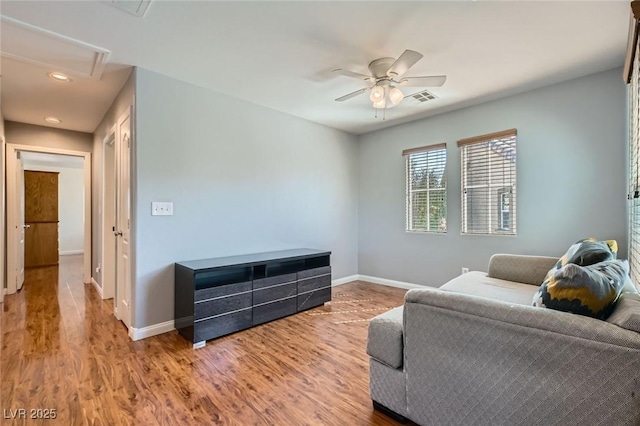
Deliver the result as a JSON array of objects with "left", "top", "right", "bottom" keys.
[{"left": 533, "top": 259, "right": 629, "bottom": 320}]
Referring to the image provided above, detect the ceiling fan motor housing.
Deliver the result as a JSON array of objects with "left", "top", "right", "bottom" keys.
[{"left": 369, "top": 57, "right": 397, "bottom": 79}]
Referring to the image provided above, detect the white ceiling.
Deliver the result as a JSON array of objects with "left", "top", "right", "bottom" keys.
[{"left": 0, "top": 1, "right": 631, "bottom": 135}]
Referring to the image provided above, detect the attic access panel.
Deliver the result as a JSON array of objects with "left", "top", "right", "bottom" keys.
[{"left": 0, "top": 16, "right": 110, "bottom": 79}]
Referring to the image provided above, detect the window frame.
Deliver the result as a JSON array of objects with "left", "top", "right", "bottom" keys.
[
  {"left": 628, "top": 30, "right": 640, "bottom": 289},
  {"left": 458, "top": 129, "right": 517, "bottom": 236},
  {"left": 403, "top": 143, "right": 447, "bottom": 234}
]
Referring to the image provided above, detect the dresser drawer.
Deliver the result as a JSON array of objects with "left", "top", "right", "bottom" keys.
[
  {"left": 195, "top": 280, "right": 251, "bottom": 302},
  {"left": 253, "top": 297, "right": 297, "bottom": 326},
  {"left": 253, "top": 273, "right": 297, "bottom": 290},
  {"left": 194, "top": 308, "right": 252, "bottom": 342},
  {"left": 297, "top": 266, "right": 331, "bottom": 280},
  {"left": 194, "top": 291, "right": 252, "bottom": 320},
  {"left": 253, "top": 282, "right": 297, "bottom": 305},
  {"left": 297, "top": 273, "right": 331, "bottom": 294},
  {"left": 297, "top": 286, "right": 331, "bottom": 312}
]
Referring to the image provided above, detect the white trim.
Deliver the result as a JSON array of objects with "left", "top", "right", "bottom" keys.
[
  {"left": 128, "top": 320, "right": 175, "bottom": 341},
  {"left": 331, "top": 274, "right": 425, "bottom": 290},
  {"left": 1, "top": 136, "right": 5, "bottom": 303},
  {"left": 60, "top": 250, "right": 84, "bottom": 256},
  {"left": 91, "top": 277, "right": 103, "bottom": 299},
  {"left": 332, "top": 275, "right": 358, "bottom": 286},
  {"left": 357, "top": 275, "right": 424, "bottom": 290}
]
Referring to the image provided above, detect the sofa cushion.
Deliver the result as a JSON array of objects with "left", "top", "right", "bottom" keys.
[
  {"left": 440, "top": 271, "right": 538, "bottom": 306},
  {"left": 606, "top": 292, "right": 640, "bottom": 333},
  {"left": 367, "top": 306, "right": 404, "bottom": 369},
  {"left": 487, "top": 254, "right": 559, "bottom": 286},
  {"left": 533, "top": 259, "right": 629, "bottom": 320}
]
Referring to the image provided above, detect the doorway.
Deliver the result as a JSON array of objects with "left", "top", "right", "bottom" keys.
[
  {"left": 6, "top": 144, "right": 91, "bottom": 295},
  {"left": 100, "top": 107, "right": 132, "bottom": 329},
  {"left": 101, "top": 129, "right": 116, "bottom": 300}
]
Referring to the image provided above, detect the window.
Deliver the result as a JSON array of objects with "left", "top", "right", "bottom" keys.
[
  {"left": 458, "top": 129, "right": 517, "bottom": 235},
  {"left": 403, "top": 143, "right": 447, "bottom": 233},
  {"left": 628, "top": 31, "right": 640, "bottom": 288}
]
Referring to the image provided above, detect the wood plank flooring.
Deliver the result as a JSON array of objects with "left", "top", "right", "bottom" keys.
[{"left": 1, "top": 255, "right": 412, "bottom": 425}]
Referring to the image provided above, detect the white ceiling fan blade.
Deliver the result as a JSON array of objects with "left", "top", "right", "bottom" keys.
[
  {"left": 398, "top": 75, "right": 447, "bottom": 87},
  {"left": 332, "top": 68, "right": 375, "bottom": 82},
  {"left": 335, "top": 86, "right": 373, "bottom": 102},
  {"left": 387, "top": 50, "right": 423, "bottom": 78}
]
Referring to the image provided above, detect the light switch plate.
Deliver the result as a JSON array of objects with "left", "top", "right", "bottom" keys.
[{"left": 152, "top": 201, "right": 173, "bottom": 216}]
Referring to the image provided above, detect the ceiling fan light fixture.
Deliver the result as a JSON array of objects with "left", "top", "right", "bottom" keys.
[
  {"left": 369, "top": 85, "right": 385, "bottom": 102},
  {"left": 389, "top": 86, "right": 404, "bottom": 105},
  {"left": 373, "top": 98, "right": 386, "bottom": 109}
]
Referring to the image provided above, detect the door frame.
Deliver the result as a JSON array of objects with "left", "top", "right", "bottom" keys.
[
  {"left": 0, "top": 136, "right": 4, "bottom": 303},
  {"left": 101, "top": 126, "right": 116, "bottom": 300},
  {"left": 6, "top": 143, "right": 92, "bottom": 294}
]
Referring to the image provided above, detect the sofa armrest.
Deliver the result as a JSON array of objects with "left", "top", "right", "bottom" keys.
[
  {"left": 403, "top": 287, "right": 640, "bottom": 425},
  {"left": 487, "top": 254, "right": 558, "bottom": 285}
]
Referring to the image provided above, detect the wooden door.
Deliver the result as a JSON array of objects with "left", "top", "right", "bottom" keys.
[{"left": 24, "top": 171, "right": 59, "bottom": 268}]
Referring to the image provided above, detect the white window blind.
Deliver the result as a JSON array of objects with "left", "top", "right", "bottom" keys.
[
  {"left": 629, "top": 33, "right": 640, "bottom": 289},
  {"left": 458, "top": 129, "right": 517, "bottom": 235},
  {"left": 403, "top": 143, "right": 447, "bottom": 233}
]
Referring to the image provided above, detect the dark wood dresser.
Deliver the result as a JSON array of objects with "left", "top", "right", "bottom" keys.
[{"left": 175, "top": 248, "right": 331, "bottom": 348}]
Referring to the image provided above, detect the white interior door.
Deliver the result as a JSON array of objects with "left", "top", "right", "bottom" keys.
[
  {"left": 115, "top": 109, "right": 132, "bottom": 328},
  {"left": 17, "top": 154, "right": 25, "bottom": 291},
  {"left": 6, "top": 146, "right": 25, "bottom": 294}
]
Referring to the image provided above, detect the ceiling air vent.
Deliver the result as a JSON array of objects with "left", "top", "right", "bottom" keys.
[
  {"left": 109, "top": 0, "right": 152, "bottom": 17},
  {"left": 406, "top": 90, "right": 437, "bottom": 105}
]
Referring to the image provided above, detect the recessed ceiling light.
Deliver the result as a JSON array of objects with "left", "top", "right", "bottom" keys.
[
  {"left": 47, "top": 72, "right": 71, "bottom": 83},
  {"left": 45, "top": 116, "right": 62, "bottom": 124}
]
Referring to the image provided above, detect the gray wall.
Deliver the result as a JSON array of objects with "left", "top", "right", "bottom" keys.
[
  {"left": 5, "top": 121, "right": 93, "bottom": 152},
  {"left": 358, "top": 68, "right": 627, "bottom": 287},
  {"left": 134, "top": 68, "right": 359, "bottom": 328},
  {"left": 92, "top": 69, "right": 135, "bottom": 287}
]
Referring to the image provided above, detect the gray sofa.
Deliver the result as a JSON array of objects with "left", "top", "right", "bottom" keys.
[{"left": 367, "top": 254, "right": 640, "bottom": 426}]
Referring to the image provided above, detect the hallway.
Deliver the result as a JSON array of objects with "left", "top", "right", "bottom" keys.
[{"left": 1, "top": 255, "right": 128, "bottom": 424}]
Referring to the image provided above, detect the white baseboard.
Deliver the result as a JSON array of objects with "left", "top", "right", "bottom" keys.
[
  {"left": 332, "top": 274, "right": 358, "bottom": 286},
  {"left": 356, "top": 274, "right": 424, "bottom": 290},
  {"left": 330, "top": 274, "right": 424, "bottom": 290},
  {"left": 60, "top": 250, "right": 84, "bottom": 256},
  {"left": 129, "top": 320, "right": 175, "bottom": 341},
  {"left": 90, "top": 278, "right": 103, "bottom": 298}
]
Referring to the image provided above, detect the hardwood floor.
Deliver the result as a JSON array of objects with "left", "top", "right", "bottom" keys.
[{"left": 1, "top": 255, "right": 412, "bottom": 425}]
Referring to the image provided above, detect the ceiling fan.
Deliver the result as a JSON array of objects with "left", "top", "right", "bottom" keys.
[{"left": 332, "top": 50, "right": 446, "bottom": 114}]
